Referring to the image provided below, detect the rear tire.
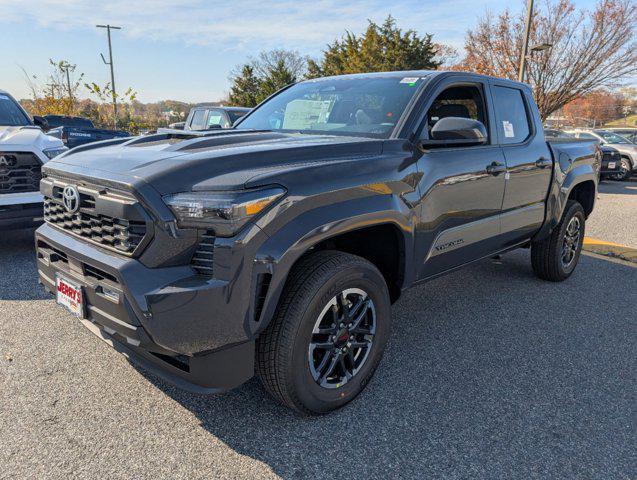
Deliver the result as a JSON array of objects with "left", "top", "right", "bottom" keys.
[
  {"left": 531, "top": 200, "right": 585, "bottom": 282},
  {"left": 256, "top": 250, "right": 391, "bottom": 415}
]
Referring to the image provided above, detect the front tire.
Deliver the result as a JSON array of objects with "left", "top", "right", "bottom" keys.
[
  {"left": 531, "top": 200, "right": 586, "bottom": 282},
  {"left": 611, "top": 157, "right": 632, "bottom": 181},
  {"left": 256, "top": 250, "right": 391, "bottom": 414}
]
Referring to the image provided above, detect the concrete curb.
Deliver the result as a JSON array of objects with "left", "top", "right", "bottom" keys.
[{"left": 583, "top": 238, "right": 637, "bottom": 264}]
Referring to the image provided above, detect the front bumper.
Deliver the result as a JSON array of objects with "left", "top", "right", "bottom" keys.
[
  {"left": 0, "top": 199, "right": 43, "bottom": 230},
  {"left": 600, "top": 160, "right": 621, "bottom": 176},
  {"left": 35, "top": 222, "right": 267, "bottom": 392}
]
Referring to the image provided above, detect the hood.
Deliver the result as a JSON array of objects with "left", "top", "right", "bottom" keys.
[
  {"left": 43, "top": 130, "right": 385, "bottom": 194},
  {"left": 0, "top": 125, "right": 64, "bottom": 154}
]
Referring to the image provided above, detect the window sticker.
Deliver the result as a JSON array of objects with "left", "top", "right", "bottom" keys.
[
  {"left": 0, "top": 95, "right": 9, "bottom": 100},
  {"left": 282, "top": 99, "right": 331, "bottom": 130},
  {"left": 503, "top": 120, "right": 515, "bottom": 138},
  {"left": 400, "top": 77, "right": 420, "bottom": 86}
]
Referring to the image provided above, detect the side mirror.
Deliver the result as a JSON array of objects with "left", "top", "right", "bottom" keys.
[
  {"left": 422, "top": 117, "right": 487, "bottom": 147},
  {"left": 206, "top": 124, "right": 223, "bottom": 130},
  {"left": 33, "top": 115, "right": 49, "bottom": 131}
]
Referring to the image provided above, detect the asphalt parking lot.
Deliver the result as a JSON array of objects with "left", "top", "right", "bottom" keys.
[
  {"left": 588, "top": 180, "right": 637, "bottom": 248},
  {"left": 1, "top": 188, "right": 636, "bottom": 479}
]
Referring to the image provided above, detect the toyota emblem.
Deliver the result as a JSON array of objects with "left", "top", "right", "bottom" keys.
[
  {"left": 62, "top": 185, "right": 80, "bottom": 213},
  {"left": 0, "top": 155, "right": 17, "bottom": 167}
]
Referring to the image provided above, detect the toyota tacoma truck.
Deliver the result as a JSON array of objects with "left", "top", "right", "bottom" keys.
[
  {"left": 35, "top": 71, "right": 599, "bottom": 414},
  {"left": 0, "top": 89, "right": 67, "bottom": 229}
]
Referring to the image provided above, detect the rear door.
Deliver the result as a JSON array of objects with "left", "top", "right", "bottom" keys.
[
  {"left": 490, "top": 82, "right": 553, "bottom": 246},
  {"left": 414, "top": 77, "right": 508, "bottom": 279}
]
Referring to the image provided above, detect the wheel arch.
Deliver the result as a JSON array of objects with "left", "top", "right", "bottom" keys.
[{"left": 250, "top": 195, "right": 414, "bottom": 336}]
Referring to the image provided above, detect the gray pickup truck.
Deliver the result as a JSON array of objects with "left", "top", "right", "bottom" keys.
[{"left": 35, "top": 71, "right": 599, "bottom": 414}]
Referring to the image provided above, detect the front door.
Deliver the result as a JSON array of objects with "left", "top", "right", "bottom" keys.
[{"left": 413, "top": 81, "right": 507, "bottom": 280}]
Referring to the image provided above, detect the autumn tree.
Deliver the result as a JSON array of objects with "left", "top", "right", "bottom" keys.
[
  {"left": 456, "top": 0, "right": 636, "bottom": 119},
  {"left": 306, "top": 15, "right": 441, "bottom": 78},
  {"left": 562, "top": 89, "right": 625, "bottom": 126},
  {"left": 84, "top": 82, "right": 138, "bottom": 130},
  {"left": 20, "top": 59, "right": 85, "bottom": 116}
]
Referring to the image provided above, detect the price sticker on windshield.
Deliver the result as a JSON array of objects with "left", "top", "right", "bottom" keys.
[{"left": 400, "top": 77, "right": 420, "bottom": 86}]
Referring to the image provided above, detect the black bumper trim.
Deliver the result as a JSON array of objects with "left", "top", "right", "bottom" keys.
[{"left": 78, "top": 316, "right": 254, "bottom": 394}]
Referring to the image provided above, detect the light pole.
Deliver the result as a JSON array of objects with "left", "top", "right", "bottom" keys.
[
  {"left": 60, "top": 61, "right": 75, "bottom": 115},
  {"left": 96, "top": 24, "right": 122, "bottom": 129},
  {"left": 518, "top": 0, "right": 535, "bottom": 82}
]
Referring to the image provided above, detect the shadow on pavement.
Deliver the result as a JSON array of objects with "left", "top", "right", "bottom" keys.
[
  {"left": 598, "top": 181, "right": 637, "bottom": 195},
  {"left": 0, "top": 228, "right": 48, "bottom": 301},
  {"left": 135, "top": 251, "right": 635, "bottom": 479}
]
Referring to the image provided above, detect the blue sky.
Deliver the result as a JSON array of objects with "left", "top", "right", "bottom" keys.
[{"left": 0, "top": 0, "right": 599, "bottom": 103}]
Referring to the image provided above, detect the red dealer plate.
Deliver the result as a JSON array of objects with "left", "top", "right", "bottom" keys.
[{"left": 56, "top": 274, "right": 85, "bottom": 319}]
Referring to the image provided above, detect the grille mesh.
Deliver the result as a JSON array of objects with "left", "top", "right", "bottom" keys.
[
  {"left": 43, "top": 199, "right": 146, "bottom": 254},
  {"left": 0, "top": 153, "right": 42, "bottom": 194},
  {"left": 191, "top": 231, "right": 215, "bottom": 276}
]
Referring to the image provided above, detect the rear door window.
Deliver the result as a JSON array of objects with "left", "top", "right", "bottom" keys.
[
  {"left": 492, "top": 86, "right": 531, "bottom": 144},
  {"left": 189, "top": 109, "right": 207, "bottom": 130},
  {"left": 207, "top": 110, "right": 227, "bottom": 128}
]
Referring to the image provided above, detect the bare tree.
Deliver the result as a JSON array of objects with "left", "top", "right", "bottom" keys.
[
  {"left": 457, "top": 0, "right": 636, "bottom": 119},
  {"left": 249, "top": 49, "right": 309, "bottom": 80}
]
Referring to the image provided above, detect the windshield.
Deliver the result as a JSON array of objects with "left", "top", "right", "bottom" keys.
[
  {"left": 595, "top": 130, "right": 631, "bottom": 144},
  {"left": 0, "top": 94, "right": 31, "bottom": 127},
  {"left": 236, "top": 75, "right": 426, "bottom": 138}
]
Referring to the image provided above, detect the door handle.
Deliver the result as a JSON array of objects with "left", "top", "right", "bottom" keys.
[
  {"left": 486, "top": 161, "right": 506, "bottom": 176},
  {"left": 535, "top": 157, "right": 553, "bottom": 168}
]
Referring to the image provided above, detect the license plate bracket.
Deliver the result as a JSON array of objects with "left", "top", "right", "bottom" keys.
[{"left": 55, "top": 274, "right": 85, "bottom": 319}]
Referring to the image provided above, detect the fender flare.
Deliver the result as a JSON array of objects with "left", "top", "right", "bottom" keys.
[
  {"left": 247, "top": 194, "right": 414, "bottom": 336},
  {"left": 534, "top": 163, "right": 597, "bottom": 242}
]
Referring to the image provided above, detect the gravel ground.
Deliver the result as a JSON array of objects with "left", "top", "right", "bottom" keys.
[
  {"left": 1, "top": 228, "right": 635, "bottom": 480},
  {"left": 588, "top": 180, "right": 637, "bottom": 248}
]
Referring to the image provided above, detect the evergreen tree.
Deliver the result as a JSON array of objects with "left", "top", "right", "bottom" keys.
[
  {"left": 307, "top": 15, "right": 441, "bottom": 78},
  {"left": 260, "top": 59, "right": 297, "bottom": 100},
  {"left": 228, "top": 65, "right": 262, "bottom": 107}
]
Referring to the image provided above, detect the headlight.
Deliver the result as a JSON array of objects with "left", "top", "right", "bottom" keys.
[
  {"left": 43, "top": 147, "right": 69, "bottom": 159},
  {"left": 164, "top": 187, "right": 286, "bottom": 236}
]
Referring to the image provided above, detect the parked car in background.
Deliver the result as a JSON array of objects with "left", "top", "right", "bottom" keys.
[
  {"left": 44, "top": 115, "right": 129, "bottom": 149},
  {"left": 545, "top": 129, "right": 621, "bottom": 181},
  {"left": 599, "top": 146, "right": 624, "bottom": 180},
  {"left": 566, "top": 129, "right": 636, "bottom": 180},
  {"left": 0, "top": 89, "right": 67, "bottom": 229},
  {"left": 36, "top": 71, "right": 599, "bottom": 414},
  {"left": 184, "top": 106, "right": 250, "bottom": 131},
  {"left": 605, "top": 127, "right": 637, "bottom": 144},
  {"left": 543, "top": 129, "right": 574, "bottom": 139}
]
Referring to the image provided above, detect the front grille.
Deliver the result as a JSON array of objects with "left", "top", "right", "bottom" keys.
[
  {"left": 0, "top": 152, "right": 42, "bottom": 194},
  {"left": 41, "top": 177, "right": 151, "bottom": 256},
  {"left": 602, "top": 152, "right": 620, "bottom": 162},
  {"left": 44, "top": 199, "right": 146, "bottom": 254},
  {"left": 191, "top": 230, "right": 215, "bottom": 276}
]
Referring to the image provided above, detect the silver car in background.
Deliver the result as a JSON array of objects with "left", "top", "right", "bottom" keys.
[{"left": 566, "top": 129, "right": 636, "bottom": 181}]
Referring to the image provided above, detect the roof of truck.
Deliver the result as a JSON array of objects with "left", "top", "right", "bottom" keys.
[{"left": 301, "top": 70, "right": 529, "bottom": 89}]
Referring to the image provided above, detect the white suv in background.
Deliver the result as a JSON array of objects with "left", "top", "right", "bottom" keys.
[
  {"left": 0, "top": 89, "right": 67, "bottom": 229},
  {"left": 566, "top": 129, "right": 637, "bottom": 181}
]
